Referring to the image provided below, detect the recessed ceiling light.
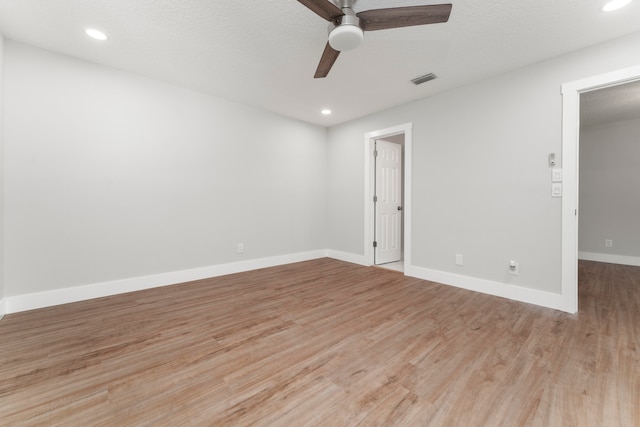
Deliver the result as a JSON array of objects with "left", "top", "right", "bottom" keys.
[
  {"left": 321, "top": 109, "right": 332, "bottom": 115},
  {"left": 603, "top": 0, "right": 632, "bottom": 12},
  {"left": 85, "top": 28, "right": 108, "bottom": 41}
]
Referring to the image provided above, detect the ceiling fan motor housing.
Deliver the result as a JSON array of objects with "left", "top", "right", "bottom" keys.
[{"left": 328, "top": 9, "right": 363, "bottom": 51}]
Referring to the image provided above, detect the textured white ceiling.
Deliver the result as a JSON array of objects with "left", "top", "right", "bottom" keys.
[
  {"left": 581, "top": 79, "right": 640, "bottom": 128},
  {"left": 0, "top": 0, "right": 639, "bottom": 126}
]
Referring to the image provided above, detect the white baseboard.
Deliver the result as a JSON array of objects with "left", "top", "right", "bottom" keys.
[
  {"left": 579, "top": 251, "right": 640, "bottom": 267},
  {"left": 3, "top": 249, "right": 570, "bottom": 315},
  {"left": 5, "top": 250, "right": 327, "bottom": 314},
  {"left": 405, "top": 265, "right": 566, "bottom": 312},
  {"left": 328, "top": 250, "right": 567, "bottom": 312},
  {"left": 326, "top": 249, "right": 369, "bottom": 266}
]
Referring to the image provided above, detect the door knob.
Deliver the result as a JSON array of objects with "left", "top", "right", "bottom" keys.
[{"left": 397, "top": 206, "right": 403, "bottom": 211}]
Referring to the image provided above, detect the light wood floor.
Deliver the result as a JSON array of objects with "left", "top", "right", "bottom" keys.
[{"left": 0, "top": 259, "right": 638, "bottom": 426}]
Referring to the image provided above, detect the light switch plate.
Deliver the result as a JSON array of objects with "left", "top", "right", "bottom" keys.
[
  {"left": 552, "top": 183, "right": 562, "bottom": 197},
  {"left": 552, "top": 168, "right": 562, "bottom": 182}
]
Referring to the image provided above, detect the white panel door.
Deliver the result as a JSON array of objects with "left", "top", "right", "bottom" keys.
[{"left": 375, "top": 140, "right": 402, "bottom": 264}]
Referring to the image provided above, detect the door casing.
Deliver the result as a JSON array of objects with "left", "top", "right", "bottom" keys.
[
  {"left": 561, "top": 64, "right": 640, "bottom": 313},
  {"left": 364, "top": 123, "right": 413, "bottom": 268}
]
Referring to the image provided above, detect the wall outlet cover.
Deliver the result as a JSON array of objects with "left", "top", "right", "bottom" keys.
[
  {"left": 455, "top": 254, "right": 463, "bottom": 266},
  {"left": 509, "top": 261, "right": 520, "bottom": 275}
]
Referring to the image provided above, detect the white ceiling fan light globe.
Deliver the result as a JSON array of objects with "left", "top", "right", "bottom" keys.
[{"left": 329, "top": 25, "right": 364, "bottom": 51}]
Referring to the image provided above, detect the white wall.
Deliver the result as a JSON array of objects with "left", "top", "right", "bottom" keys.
[
  {"left": 0, "top": 34, "right": 5, "bottom": 318},
  {"left": 4, "top": 41, "right": 327, "bottom": 300},
  {"left": 327, "top": 31, "right": 640, "bottom": 302},
  {"left": 579, "top": 118, "right": 640, "bottom": 265},
  {"left": 4, "top": 31, "right": 640, "bottom": 314}
]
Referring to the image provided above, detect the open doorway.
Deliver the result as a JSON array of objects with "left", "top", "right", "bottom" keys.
[
  {"left": 578, "top": 81, "right": 640, "bottom": 267},
  {"left": 561, "top": 65, "right": 640, "bottom": 313},
  {"left": 363, "top": 123, "right": 413, "bottom": 273}
]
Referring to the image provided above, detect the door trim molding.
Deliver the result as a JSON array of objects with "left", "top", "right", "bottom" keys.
[
  {"left": 561, "top": 64, "right": 640, "bottom": 314},
  {"left": 363, "top": 123, "right": 413, "bottom": 268}
]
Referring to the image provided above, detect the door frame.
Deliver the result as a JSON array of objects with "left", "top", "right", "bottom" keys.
[
  {"left": 561, "top": 64, "right": 640, "bottom": 313},
  {"left": 364, "top": 123, "right": 413, "bottom": 268}
]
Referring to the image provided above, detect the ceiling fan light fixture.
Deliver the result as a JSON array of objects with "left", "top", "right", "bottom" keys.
[
  {"left": 301, "top": 0, "right": 453, "bottom": 78},
  {"left": 328, "top": 24, "right": 363, "bottom": 51}
]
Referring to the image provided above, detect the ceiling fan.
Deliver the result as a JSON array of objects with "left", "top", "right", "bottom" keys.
[{"left": 298, "top": 0, "right": 452, "bottom": 78}]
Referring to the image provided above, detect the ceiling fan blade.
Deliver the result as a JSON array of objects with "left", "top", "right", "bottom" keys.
[
  {"left": 314, "top": 43, "right": 340, "bottom": 78},
  {"left": 298, "top": 0, "right": 344, "bottom": 22},
  {"left": 358, "top": 4, "right": 452, "bottom": 31}
]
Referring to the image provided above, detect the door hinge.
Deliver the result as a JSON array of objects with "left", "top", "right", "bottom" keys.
[
  {"left": 373, "top": 195, "right": 378, "bottom": 203},
  {"left": 373, "top": 241, "right": 377, "bottom": 248},
  {"left": 373, "top": 150, "right": 378, "bottom": 157}
]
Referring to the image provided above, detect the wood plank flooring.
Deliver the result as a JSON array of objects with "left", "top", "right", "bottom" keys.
[{"left": 0, "top": 258, "right": 638, "bottom": 426}]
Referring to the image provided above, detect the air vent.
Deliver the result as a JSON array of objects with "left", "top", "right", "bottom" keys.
[{"left": 411, "top": 73, "right": 436, "bottom": 85}]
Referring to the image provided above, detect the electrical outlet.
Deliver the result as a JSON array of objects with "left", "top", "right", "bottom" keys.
[
  {"left": 605, "top": 239, "right": 613, "bottom": 248},
  {"left": 509, "top": 260, "right": 519, "bottom": 275},
  {"left": 237, "top": 243, "right": 244, "bottom": 254}
]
